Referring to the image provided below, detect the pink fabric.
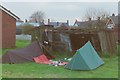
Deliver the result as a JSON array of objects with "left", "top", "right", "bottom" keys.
[
  {"left": 33, "top": 54, "right": 51, "bottom": 64},
  {"left": 33, "top": 54, "right": 68, "bottom": 65}
]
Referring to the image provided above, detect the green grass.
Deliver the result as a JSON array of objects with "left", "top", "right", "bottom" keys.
[
  {"left": 2, "top": 57, "right": 118, "bottom": 78},
  {"left": 1, "top": 40, "right": 31, "bottom": 55},
  {"left": 1, "top": 40, "right": 119, "bottom": 78}
]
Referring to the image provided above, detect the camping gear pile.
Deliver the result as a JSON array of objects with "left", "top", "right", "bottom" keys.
[
  {"left": 33, "top": 54, "right": 68, "bottom": 66},
  {"left": 49, "top": 60, "right": 68, "bottom": 67},
  {"left": 33, "top": 54, "right": 67, "bottom": 66},
  {"left": 2, "top": 41, "right": 104, "bottom": 70}
]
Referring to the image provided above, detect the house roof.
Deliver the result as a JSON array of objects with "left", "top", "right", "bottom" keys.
[
  {"left": 29, "top": 22, "right": 43, "bottom": 27},
  {"left": 109, "top": 16, "right": 119, "bottom": 25},
  {"left": 49, "top": 22, "right": 69, "bottom": 27},
  {"left": 0, "top": 5, "right": 20, "bottom": 20},
  {"left": 74, "top": 20, "right": 105, "bottom": 29},
  {"left": 59, "top": 22, "right": 69, "bottom": 27},
  {"left": 49, "top": 22, "right": 59, "bottom": 26},
  {"left": 20, "top": 22, "right": 44, "bottom": 27}
]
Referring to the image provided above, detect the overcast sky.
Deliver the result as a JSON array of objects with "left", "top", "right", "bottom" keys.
[{"left": 1, "top": 2, "right": 118, "bottom": 25}]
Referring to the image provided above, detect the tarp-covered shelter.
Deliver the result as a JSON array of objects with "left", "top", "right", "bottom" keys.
[
  {"left": 2, "top": 41, "right": 54, "bottom": 64},
  {"left": 64, "top": 41, "right": 104, "bottom": 70}
]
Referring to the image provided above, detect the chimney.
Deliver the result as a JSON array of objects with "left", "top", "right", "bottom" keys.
[
  {"left": 48, "top": 19, "right": 50, "bottom": 25},
  {"left": 25, "top": 19, "right": 28, "bottom": 22},
  {"left": 42, "top": 20, "right": 44, "bottom": 24},
  {"left": 35, "top": 19, "right": 37, "bottom": 23},
  {"left": 75, "top": 19, "right": 78, "bottom": 22},
  {"left": 89, "top": 18, "right": 91, "bottom": 21},
  {"left": 112, "top": 13, "right": 115, "bottom": 16},
  {"left": 67, "top": 20, "right": 69, "bottom": 25},
  {"left": 98, "top": 17, "right": 100, "bottom": 21},
  {"left": 57, "top": 22, "right": 59, "bottom": 26}
]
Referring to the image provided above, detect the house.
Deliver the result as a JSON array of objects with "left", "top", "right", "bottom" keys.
[
  {"left": 48, "top": 19, "right": 69, "bottom": 28},
  {"left": 106, "top": 14, "right": 119, "bottom": 29},
  {"left": 73, "top": 17, "right": 106, "bottom": 30},
  {"left": 0, "top": 5, "right": 20, "bottom": 48},
  {"left": 105, "top": 13, "right": 120, "bottom": 44}
]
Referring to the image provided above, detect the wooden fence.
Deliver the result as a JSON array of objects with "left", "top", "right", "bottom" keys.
[
  {"left": 31, "top": 26, "right": 118, "bottom": 54},
  {"left": 98, "top": 29, "right": 118, "bottom": 54}
]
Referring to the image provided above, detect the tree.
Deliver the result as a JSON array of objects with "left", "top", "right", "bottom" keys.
[
  {"left": 21, "top": 24, "right": 33, "bottom": 35},
  {"left": 29, "top": 11, "right": 45, "bottom": 25},
  {"left": 82, "top": 8, "right": 110, "bottom": 30},
  {"left": 83, "top": 8, "right": 110, "bottom": 21}
]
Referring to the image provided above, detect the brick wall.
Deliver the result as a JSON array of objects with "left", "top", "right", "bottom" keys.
[
  {"left": 0, "top": 10, "right": 2, "bottom": 48},
  {"left": 2, "top": 10, "right": 16, "bottom": 48}
]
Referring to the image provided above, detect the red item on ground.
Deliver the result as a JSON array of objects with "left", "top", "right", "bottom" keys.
[{"left": 33, "top": 54, "right": 51, "bottom": 64}]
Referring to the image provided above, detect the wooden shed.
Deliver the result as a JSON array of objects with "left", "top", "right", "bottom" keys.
[{"left": 0, "top": 5, "right": 20, "bottom": 48}]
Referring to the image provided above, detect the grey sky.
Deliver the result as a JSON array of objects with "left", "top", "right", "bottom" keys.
[{"left": 1, "top": 2, "right": 118, "bottom": 25}]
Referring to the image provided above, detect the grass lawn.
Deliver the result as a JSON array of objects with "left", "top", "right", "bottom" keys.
[{"left": 1, "top": 40, "right": 119, "bottom": 78}]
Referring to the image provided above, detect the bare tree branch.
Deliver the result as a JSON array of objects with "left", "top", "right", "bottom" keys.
[
  {"left": 84, "top": 8, "right": 110, "bottom": 21},
  {"left": 29, "top": 11, "right": 45, "bottom": 25}
]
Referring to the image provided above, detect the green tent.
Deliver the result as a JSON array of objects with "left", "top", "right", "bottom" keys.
[{"left": 64, "top": 41, "right": 104, "bottom": 70}]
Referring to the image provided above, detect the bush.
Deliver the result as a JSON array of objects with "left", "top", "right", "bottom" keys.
[{"left": 21, "top": 24, "right": 33, "bottom": 35}]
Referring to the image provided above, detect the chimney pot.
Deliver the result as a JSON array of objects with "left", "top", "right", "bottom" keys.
[
  {"left": 48, "top": 19, "right": 50, "bottom": 25},
  {"left": 112, "top": 13, "right": 115, "bottom": 16},
  {"left": 25, "top": 19, "right": 28, "bottom": 22},
  {"left": 75, "top": 19, "right": 78, "bottom": 22},
  {"left": 57, "top": 22, "right": 59, "bottom": 26},
  {"left": 89, "top": 18, "right": 91, "bottom": 21},
  {"left": 67, "top": 20, "right": 69, "bottom": 25},
  {"left": 42, "top": 20, "right": 44, "bottom": 24},
  {"left": 98, "top": 17, "right": 100, "bottom": 21}
]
